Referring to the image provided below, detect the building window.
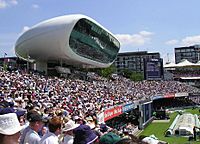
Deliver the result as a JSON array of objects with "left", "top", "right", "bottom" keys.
[{"left": 69, "top": 18, "right": 120, "bottom": 64}]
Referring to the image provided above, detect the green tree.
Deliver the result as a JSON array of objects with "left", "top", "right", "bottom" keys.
[
  {"left": 130, "top": 71, "right": 144, "bottom": 81},
  {"left": 121, "top": 69, "right": 144, "bottom": 81},
  {"left": 122, "top": 69, "right": 132, "bottom": 78},
  {"left": 98, "top": 65, "right": 116, "bottom": 78}
]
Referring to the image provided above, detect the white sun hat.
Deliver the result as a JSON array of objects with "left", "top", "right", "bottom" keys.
[
  {"left": 0, "top": 113, "right": 23, "bottom": 135},
  {"left": 63, "top": 120, "right": 80, "bottom": 132}
]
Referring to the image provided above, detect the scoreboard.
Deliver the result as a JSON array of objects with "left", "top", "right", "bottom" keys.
[{"left": 144, "top": 58, "right": 163, "bottom": 80}]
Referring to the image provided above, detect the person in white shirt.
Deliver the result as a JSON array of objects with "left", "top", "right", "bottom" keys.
[
  {"left": 61, "top": 120, "right": 80, "bottom": 144},
  {"left": 20, "top": 110, "right": 38, "bottom": 144},
  {"left": 23, "top": 113, "right": 44, "bottom": 144},
  {"left": 39, "top": 116, "right": 62, "bottom": 144}
]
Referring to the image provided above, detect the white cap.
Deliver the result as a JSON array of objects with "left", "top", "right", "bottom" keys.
[
  {"left": 63, "top": 120, "right": 80, "bottom": 132},
  {"left": 74, "top": 116, "right": 81, "bottom": 120},
  {"left": 0, "top": 113, "right": 23, "bottom": 135}
]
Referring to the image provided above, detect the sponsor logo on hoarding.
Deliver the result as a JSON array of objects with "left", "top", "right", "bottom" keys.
[
  {"left": 151, "top": 95, "right": 163, "bottom": 100},
  {"left": 175, "top": 92, "right": 188, "bottom": 97},
  {"left": 122, "top": 103, "right": 134, "bottom": 112},
  {"left": 104, "top": 106, "right": 122, "bottom": 121},
  {"left": 164, "top": 93, "right": 175, "bottom": 98}
]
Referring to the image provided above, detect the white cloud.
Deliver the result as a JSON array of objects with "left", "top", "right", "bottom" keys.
[
  {"left": 0, "top": 0, "right": 18, "bottom": 9},
  {"left": 32, "top": 4, "right": 39, "bottom": 9},
  {"left": 10, "top": 0, "right": 18, "bottom": 5},
  {"left": 165, "top": 35, "right": 200, "bottom": 47},
  {"left": 115, "top": 31, "right": 154, "bottom": 47},
  {"left": 22, "top": 26, "right": 30, "bottom": 33},
  {"left": 0, "top": 0, "right": 7, "bottom": 9},
  {"left": 165, "top": 39, "right": 179, "bottom": 45},
  {"left": 163, "top": 35, "right": 200, "bottom": 63},
  {"left": 139, "top": 31, "right": 153, "bottom": 36},
  {"left": 18, "top": 26, "right": 30, "bottom": 36},
  {"left": 180, "top": 35, "right": 200, "bottom": 46}
]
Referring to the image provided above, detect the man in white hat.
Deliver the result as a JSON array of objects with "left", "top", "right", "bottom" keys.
[
  {"left": 61, "top": 120, "right": 80, "bottom": 144},
  {"left": 0, "top": 113, "right": 23, "bottom": 144}
]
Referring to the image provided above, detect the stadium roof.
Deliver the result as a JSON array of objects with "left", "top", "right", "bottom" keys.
[
  {"left": 180, "top": 77, "right": 200, "bottom": 80},
  {"left": 164, "top": 59, "right": 200, "bottom": 68},
  {"left": 176, "top": 59, "right": 195, "bottom": 67}
]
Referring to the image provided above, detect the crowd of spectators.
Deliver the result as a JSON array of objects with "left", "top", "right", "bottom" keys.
[
  {"left": 153, "top": 97, "right": 198, "bottom": 111},
  {"left": 171, "top": 70, "right": 200, "bottom": 78},
  {"left": 0, "top": 68, "right": 199, "bottom": 144}
]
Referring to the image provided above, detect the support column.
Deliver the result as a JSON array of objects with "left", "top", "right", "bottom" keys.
[{"left": 36, "top": 61, "right": 47, "bottom": 75}]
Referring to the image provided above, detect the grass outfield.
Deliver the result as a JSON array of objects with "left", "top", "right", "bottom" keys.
[{"left": 139, "top": 108, "right": 200, "bottom": 144}]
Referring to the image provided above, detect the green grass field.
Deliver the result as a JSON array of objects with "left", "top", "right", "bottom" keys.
[{"left": 139, "top": 108, "right": 200, "bottom": 144}]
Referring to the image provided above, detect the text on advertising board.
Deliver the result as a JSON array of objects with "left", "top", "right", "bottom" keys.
[
  {"left": 104, "top": 106, "right": 122, "bottom": 121},
  {"left": 122, "top": 103, "right": 134, "bottom": 112}
]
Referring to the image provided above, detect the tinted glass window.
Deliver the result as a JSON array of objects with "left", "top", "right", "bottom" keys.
[{"left": 69, "top": 18, "right": 120, "bottom": 64}]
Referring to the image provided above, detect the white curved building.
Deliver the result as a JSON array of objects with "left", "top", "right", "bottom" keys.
[{"left": 15, "top": 14, "right": 120, "bottom": 73}]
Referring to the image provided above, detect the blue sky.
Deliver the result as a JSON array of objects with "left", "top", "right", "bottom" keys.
[{"left": 1, "top": 0, "right": 200, "bottom": 63}]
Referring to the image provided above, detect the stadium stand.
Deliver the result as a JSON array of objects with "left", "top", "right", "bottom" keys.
[{"left": 0, "top": 68, "right": 200, "bottom": 143}]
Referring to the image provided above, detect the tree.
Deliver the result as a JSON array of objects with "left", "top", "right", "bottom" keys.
[
  {"left": 130, "top": 71, "right": 144, "bottom": 81},
  {"left": 98, "top": 65, "right": 116, "bottom": 78},
  {"left": 121, "top": 69, "right": 144, "bottom": 81},
  {"left": 122, "top": 69, "right": 132, "bottom": 78}
]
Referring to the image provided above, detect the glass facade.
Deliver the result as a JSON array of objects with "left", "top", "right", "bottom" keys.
[
  {"left": 175, "top": 46, "right": 200, "bottom": 63},
  {"left": 114, "top": 52, "right": 160, "bottom": 73},
  {"left": 69, "top": 18, "right": 120, "bottom": 64}
]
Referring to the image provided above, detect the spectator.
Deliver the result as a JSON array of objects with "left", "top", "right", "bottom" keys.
[
  {"left": 86, "top": 116, "right": 96, "bottom": 130},
  {"left": 41, "top": 126, "right": 48, "bottom": 137},
  {"left": 0, "top": 113, "right": 23, "bottom": 144},
  {"left": 100, "top": 123, "right": 108, "bottom": 134},
  {"left": 73, "top": 124, "right": 98, "bottom": 144},
  {"left": 23, "top": 112, "right": 44, "bottom": 144},
  {"left": 193, "top": 126, "right": 196, "bottom": 141},
  {"left": 20, "top": 110, "right": 39, "bottom": 144},
  {"left": 61, "top": 120, "right": 80, "bottom": 144},
  {"left": 0, "top": 69, "right": 200, "bottom": 144},
  {"left": 99, "top": 132, "right": 122, "bottom": 144},
  {"left": 39, "top": 116, "right": 62, "bottom": 144},
  {"left": 115, "top": 134, "right": 148, "bottom": 144}
]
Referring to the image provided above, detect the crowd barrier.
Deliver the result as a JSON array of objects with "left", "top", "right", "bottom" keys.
[{"left": 97, "top": 92, "right": 199, "bottom": 125}]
